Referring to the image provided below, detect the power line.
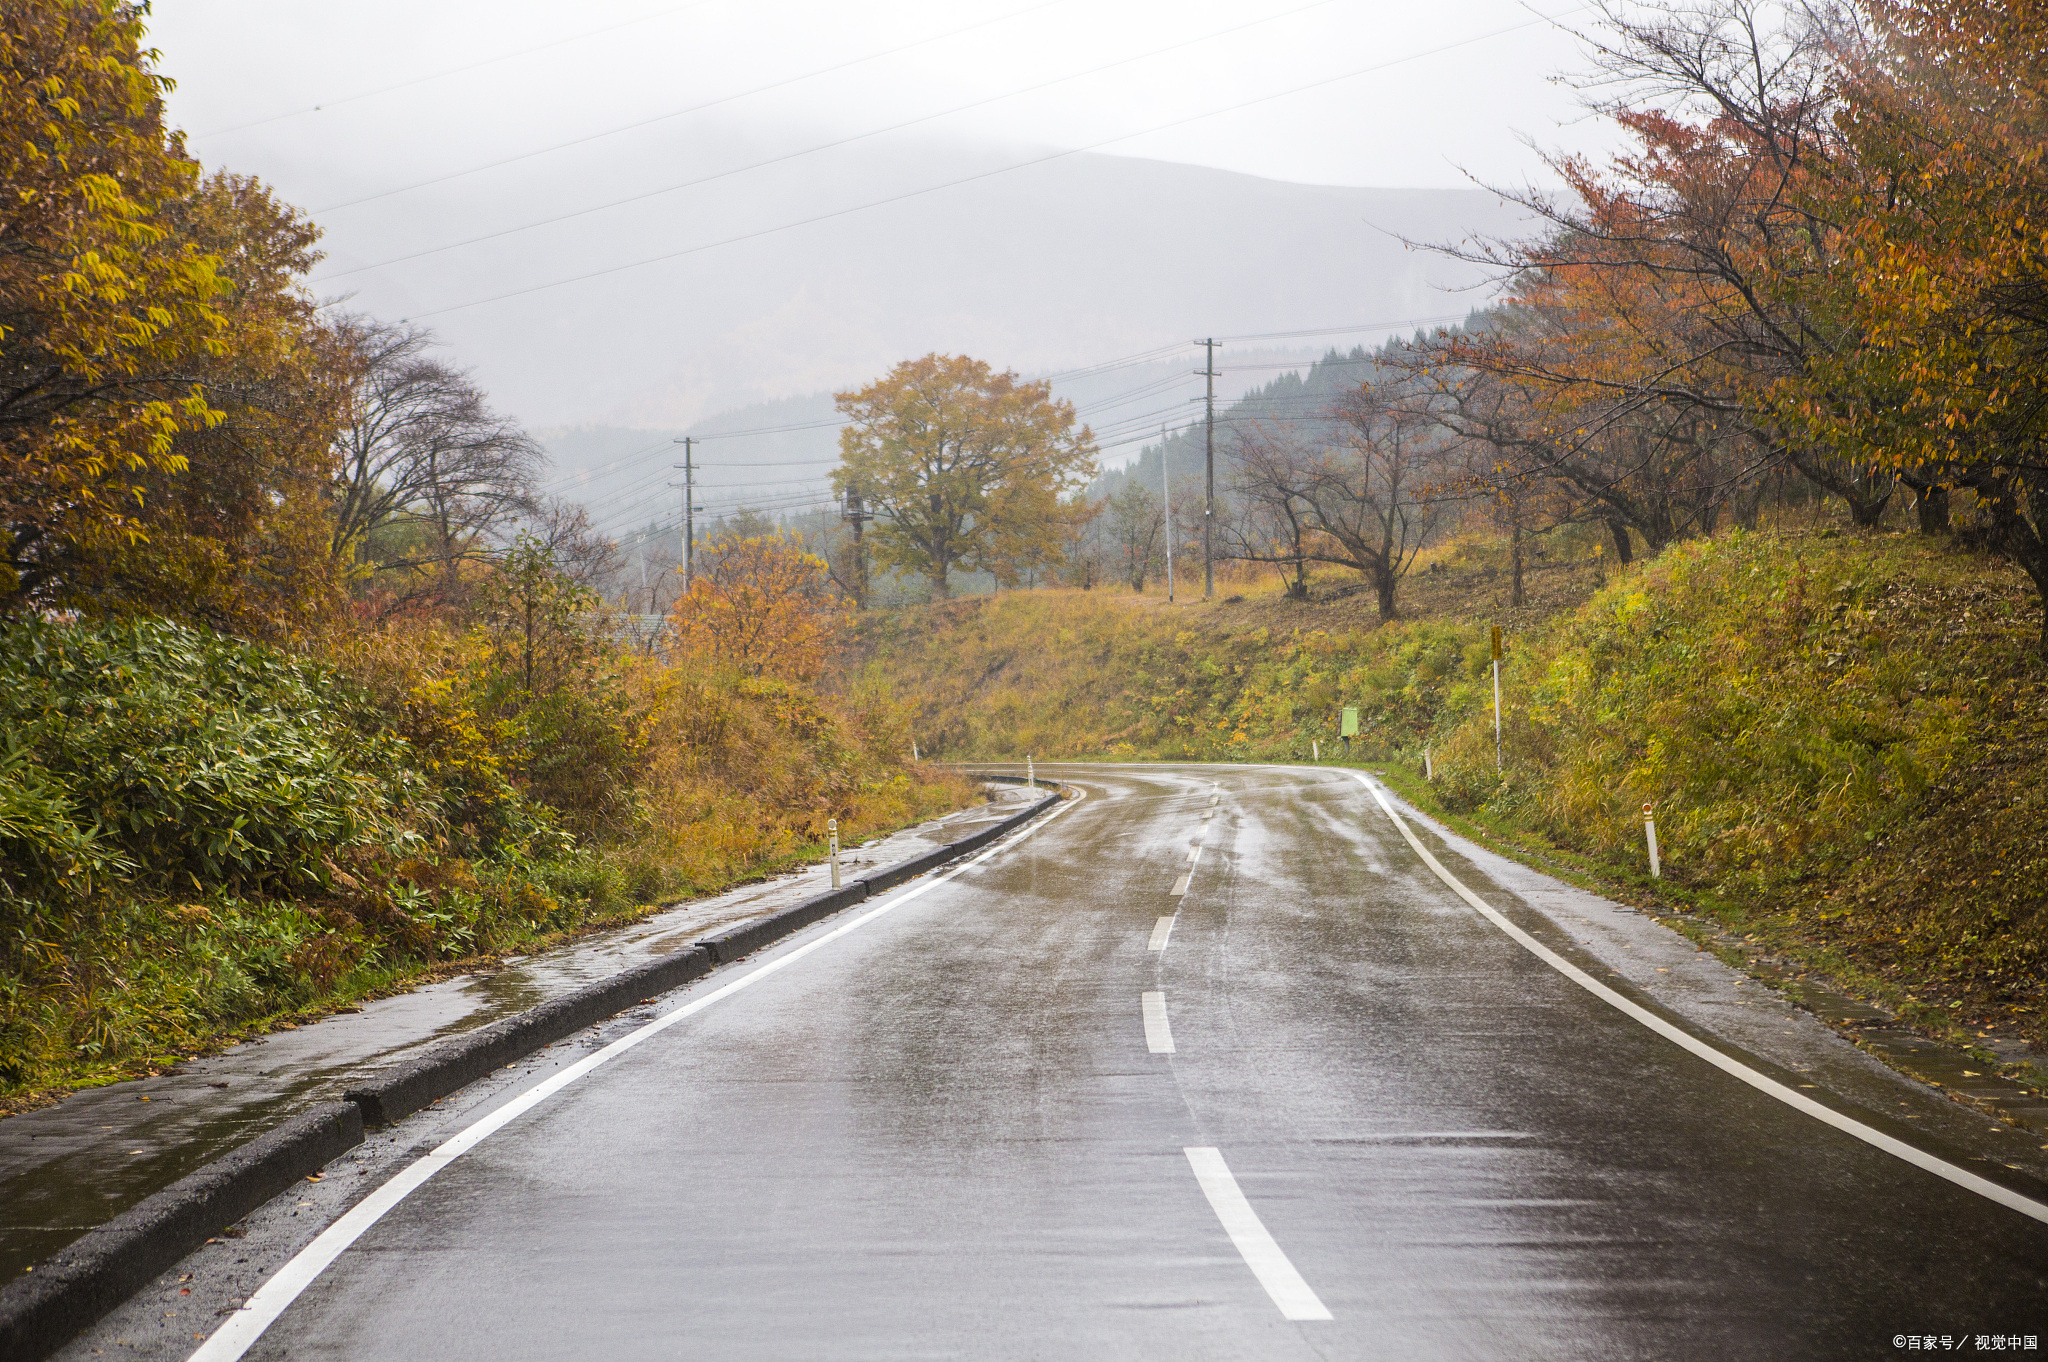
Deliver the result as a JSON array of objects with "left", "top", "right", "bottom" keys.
[
  {"left": 314, "top": 0, "right": 1349, "bottom": 282},
  {"left": 383, "top": 10, "right": 1581, "bottom": 321},
  {"left": 541, "top": 306, "right": 1480, "bottom": 509},
  {"left": 306, "top": 0, "right": 1074, "bottom": 214},
  {"left": 1215, "top": 312, "right": 1469, "bottom": 343}
]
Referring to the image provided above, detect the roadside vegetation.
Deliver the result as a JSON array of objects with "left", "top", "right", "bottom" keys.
[
  {"left": 0, "top": 8, "right": 964, "bottom": 1104},
  {"left": 850, "top": 0, "right": 2048, "bottom": 1064},
  {"left": 857, "top": 521, "right": 2047, "bottom": 1054},
  {"left": 4, "top": 0, "right": 2043, "bottom": 1101}
]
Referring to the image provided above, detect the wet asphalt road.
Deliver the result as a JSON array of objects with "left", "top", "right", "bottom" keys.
[{"left": 176, "top": 766, "right": 2048, "bottom": 1359}]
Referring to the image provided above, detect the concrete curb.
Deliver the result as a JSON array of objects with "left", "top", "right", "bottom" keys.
[
  {"left": 343, "top": 944, "right": 717, "bottom": 1126},
  {"left": 0, "top": 782, "right": 1063, "bottom": 1360},
  {"left": 697, "top": 885, "right": 867, "bottom": 964},
  {"left": 0, "top": 1102, "right": 362, "bottom": 1362}
]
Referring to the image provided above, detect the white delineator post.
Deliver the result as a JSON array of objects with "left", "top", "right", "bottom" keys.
[
  {"left": 829, "top": 818, "right": 842, "bottom": 889},
  {"left": 1643, "top": 803, "right": 1661, "bottom": 879},
  {"left": 1425, "top": 745, "right": 1433, "bottom": 782},
  {"left": 1491, "top": 626, "right": 1504, "bottom": 774},
  {"left": 1027, "top": 756, "right": 1035, "bottom": 790},
  {"left": 911, "top": 739, "right": 919, "bottom": 761},
  {"left": 1312, "top": 740, "right": 1319, "bottom": 763}
]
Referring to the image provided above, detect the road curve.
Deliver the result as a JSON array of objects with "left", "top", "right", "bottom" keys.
[{"left": 90, "top": 765, "right": 2048, "bottom": 1359}]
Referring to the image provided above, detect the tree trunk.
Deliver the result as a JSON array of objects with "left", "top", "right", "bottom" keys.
[
  {"left": 1607, "top": 519, "right": 1634, "bottom": 565},
  {"left": 1733, "top": 478, "right": 1765, "bottom": 530},
  {"left": 1790, "top": 451, "right": 1894, "bottom": 529},
  {"left": 1847, "top": 491, "right": 1892, "bottom": 528},
  {"left": 1510, "top": 518, "right": 1525, "bottom": 608},
  {"left": 1907, "top": 480, "right": 1951, "bottom": 535},
  {"left": 1969, "top": 472, "right": 2048, "bottom": 659},
  {"left": 1374, "top": 563, "right": 1397, "bottom": 620}
]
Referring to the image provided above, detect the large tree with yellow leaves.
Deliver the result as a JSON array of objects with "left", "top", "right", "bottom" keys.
[{"left": 0, "top": 0, "right": 230, "bottom": 604}]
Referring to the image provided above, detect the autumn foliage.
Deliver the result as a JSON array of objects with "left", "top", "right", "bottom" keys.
[
  {"left": 1415, "top": 0, "right": 2048, "bottom": 652},
  {"left": 834, "top": 354, "right": 1097, "bottom": 597},
  {"left": 0, "top": 16, "right": 968, "bottom": 1096},
  {"left": 0, "top": 0, "right": 230, "bottom": 602},
  {"left": 667, "top": 532, "right": 847, "bottom": 682}
]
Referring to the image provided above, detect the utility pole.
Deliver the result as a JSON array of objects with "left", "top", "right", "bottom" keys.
[
  {"left": 671, "top": 437, "right": 697, "bottom": 588},
  {"left": 1160, "top": 424, "right": 1174, "bottom": 603},
  {"left": 841, "top": 485, "right": 872, "bottom": 609},
  {"left": 1195, "top": 338, "right": 1218, "bottom": 599}
]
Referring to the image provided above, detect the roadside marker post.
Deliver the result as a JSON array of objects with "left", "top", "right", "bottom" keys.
[
  {"left": 1490, "top": 626, "right": 1503, "bottom": 773},
  {"left": 1425, "top": 745, "right": 1433, "bottom": 782},
  {"left": 911, "top": 739, "right": 919, "bottom": 761},
  {"left": 829, "top": 819, "right": 842, "bottom": 889},
  {"left": 1027, "top": 755, "right": 1035, "bottom": 790},
  {"left": 1312, "top": 740, "right": 1320, "bottom": 763},
  {"left": 1643, "top": 803, "right": 1661, "bottom": 878}
]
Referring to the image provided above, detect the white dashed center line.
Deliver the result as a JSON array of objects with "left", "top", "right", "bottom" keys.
[
  {"left": 1141, "top": 991, "right": 1175, "bottom": 1052},
  {"left": 1148, "top": 915, "right": 1177, "bottom": 951},
  {"left": 1170, "top": 873, "right": 1191, "bottom": 896}
]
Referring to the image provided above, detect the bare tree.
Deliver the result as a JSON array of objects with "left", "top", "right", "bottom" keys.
[
  {"left": 1224, "top": 382, "right": 1449, "bottom": 619},
  {"left": 525, "top": 497, "right": 620, "bottom": 590},
  {"left": 1220, "top": 423, "right": 1317, "bottom": 600},
  {"left": 1414, "top": 2, "right": 1891, "bottom": 533},
  {"left": 1106, "top": 482, "right": 1164, "bottom": 592},
  {"left": 329, "top": 318, "right": 542, "bottom": 588},
  {"left": 1410, "top": 351, "right": 1770, "bottom": 563}
]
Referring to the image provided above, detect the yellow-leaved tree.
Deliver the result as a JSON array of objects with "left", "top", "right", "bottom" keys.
[
  {"left": 833, "top": 354, "right": 1097, "bottom": 598},
  {"left": 0, "top": 0, "right": 236, "bottom": 605}
]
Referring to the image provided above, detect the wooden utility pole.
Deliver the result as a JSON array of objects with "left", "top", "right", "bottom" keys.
[
  {"left": 672, "top": 437, "right": 697, "bottom": 588},
  {"left": 1196, "top": 338, "right": 1218, "bottom": 599},
  {"left": 841, "top": 485, "right": 872, "bottom": 608}
]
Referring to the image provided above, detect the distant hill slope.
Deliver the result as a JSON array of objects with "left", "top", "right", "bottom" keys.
[{"left": 333, "top": 139, "right": 1526, "bottom": 429}]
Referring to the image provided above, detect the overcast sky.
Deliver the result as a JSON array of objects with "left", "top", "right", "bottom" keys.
[{"left": 147, "top": 1, "right": 1616, "bottom": 429}]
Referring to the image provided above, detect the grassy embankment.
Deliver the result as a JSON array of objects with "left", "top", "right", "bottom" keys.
[
  {"left": 853, "top": 529, "right": 2046, "bottom": 1059},
  {"left": 0, "top": 618, "right": 967, "bottom": 1105}
]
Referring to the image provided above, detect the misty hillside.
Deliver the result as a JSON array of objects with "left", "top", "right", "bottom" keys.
[{"left": 308, "top": 136, "right": 1525, "bottom": 430}]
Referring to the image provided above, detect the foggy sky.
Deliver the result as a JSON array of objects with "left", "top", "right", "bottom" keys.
[{"left": 149, "top": 1, "right": 1610, "bottom": 430}]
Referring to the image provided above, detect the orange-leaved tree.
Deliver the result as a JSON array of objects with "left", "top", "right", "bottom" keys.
[
  {"left": 1417, "top": 2, "right": 1855, "bottom": 543},
  {"left": 668, "top": 532, "right": 846, "bottom": 682},
  {"left": 0, "top": 0, "right": 232, "bottom": 605}
]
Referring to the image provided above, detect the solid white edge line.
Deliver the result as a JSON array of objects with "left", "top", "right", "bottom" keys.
[
  {"left": 1350, "top": 772, "right": 2048, "bottom": 1227},
  {"left": 186, "top": 791, "right": 1083, "bottom": 1362},
  {"left": 1183, "top": 1147, "right": 1332, "bottom": 1321},
  {"left": 1149, "top": 914, "right": 1177, "bottom": 951},
  {"left": 1141, "top": 990, "right": 1175, "bottom": 1053}
]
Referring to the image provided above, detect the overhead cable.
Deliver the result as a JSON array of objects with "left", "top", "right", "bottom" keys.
[
  {"left": 384, "top": 9, "right": 1583, "bottom": 320},
  {"left": 305, "top": 0, "right": 1074, "bottom": 213},
  {"left": 314, "top": 0, "right": 1348, "bottom": 280}
]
